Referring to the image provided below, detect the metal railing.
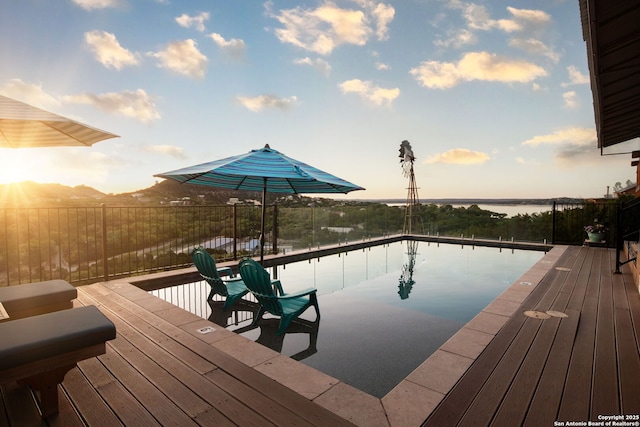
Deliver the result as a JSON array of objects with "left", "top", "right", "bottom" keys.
[
  {"left": 616, "top": 198, "right": 640, "bottom": 272},
  {"left": 0, "top": 203, "right": 405, "bottom": 286},
  {"left": 1, "top": 200, "right": 637, "bottom": 287},
  {"left": 551, "top": 200, "right": 619, "bottom": 247}
]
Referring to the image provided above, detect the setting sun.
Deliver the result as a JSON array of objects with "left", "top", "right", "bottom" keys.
[
  {"left": 0, "top": 148, "right": 88, "bottom": 188},
  {"left": 0, "top": 151, "right": 33, "bottom": 184}
]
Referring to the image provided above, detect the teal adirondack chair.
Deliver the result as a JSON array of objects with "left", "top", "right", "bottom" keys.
[
  {"left": 192, "top": 248, "right": 249, "bottom": 310},
  {"left": 238, "top": 258, "right": 320, "bottom": 335}
]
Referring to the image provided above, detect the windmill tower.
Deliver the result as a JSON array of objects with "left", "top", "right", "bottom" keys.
[{"left": 399, "top": 140, "right": 422, "bottom": 234}]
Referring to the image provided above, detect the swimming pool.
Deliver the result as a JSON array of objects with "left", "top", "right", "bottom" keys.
[{"left": 152, "top": 240, "right": 544, "bottom": 398}]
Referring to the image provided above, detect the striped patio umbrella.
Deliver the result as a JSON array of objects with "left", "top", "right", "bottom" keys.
[
  {"left": 155, "top": 144, "right": 365, "bottom": 262},
  {"left": 0, "top": 95, "right": 118, "bottom": 148}
]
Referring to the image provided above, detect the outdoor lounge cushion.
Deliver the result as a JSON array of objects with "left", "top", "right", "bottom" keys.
[
  {"left": 0, "top": 279, "right": 77, "bottom": 320},
  {"left": 0, "top": 305, "right": 116, "bottom": 371}
]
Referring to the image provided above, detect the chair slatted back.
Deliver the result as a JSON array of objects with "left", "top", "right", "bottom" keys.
[
  {"left": 239, "top": 259, "right": 283, "bottom": 316},
  {"left": 192, "top": 248, "right": 228, "bottom": 297}
]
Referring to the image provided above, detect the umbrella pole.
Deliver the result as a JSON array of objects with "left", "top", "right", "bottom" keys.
[{"left": 260, "top": 178, "right": 267, "bottom": 263}]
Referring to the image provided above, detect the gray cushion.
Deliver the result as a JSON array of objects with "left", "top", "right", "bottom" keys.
[
  {"left": 0, "top": 280, "right": 77, "bottom": 312},
  {"left": 0, "top": 305, "right": 116, "bottom": 371}
]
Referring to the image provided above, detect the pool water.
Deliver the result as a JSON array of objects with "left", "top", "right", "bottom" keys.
[{"left": 153, "top": 240, "right": 544, "bottom": 398}]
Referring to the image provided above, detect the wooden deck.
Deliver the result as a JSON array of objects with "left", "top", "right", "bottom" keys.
[
  {"left": 1, "top": 245, "right": 639, "bottom": 426},
  {"left": 423, "top": 245, "right": 640, "bottom": 426},
  {"left": 0, "top": 281, "right": 356, "bottom": 426}
]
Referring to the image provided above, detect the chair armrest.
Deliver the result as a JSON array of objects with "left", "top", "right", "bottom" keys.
[
  {"left": 279, "top": 288, "right": 317, "bottom": 299},
  {"left": 217, "top": 267, "right": 234, "bottom": 278},
  {"left": 271, "top": 280, "right": 285, "bottom": 296}
]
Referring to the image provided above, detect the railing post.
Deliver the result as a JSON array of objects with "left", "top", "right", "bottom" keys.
[
  {"left": 272, "top": 204, "right": 278, "bottom": 256},
  {"left": 101, "top": 203, "right": 108, "bottom": 282},
  {"left": 615, "top": 201, "right": 622, "bottom": 274},
  {"left": 551, "top": 201, "right": 557, "bottom": 244},
  {"left": 232, "top": 204, "right": 237, "bottom": 260}
]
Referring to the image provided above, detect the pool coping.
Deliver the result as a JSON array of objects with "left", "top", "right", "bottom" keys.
[{"left": 122, "top": 242, "right": 565, "bottom": 426}]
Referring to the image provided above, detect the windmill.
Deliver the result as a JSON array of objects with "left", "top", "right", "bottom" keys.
[{"left": 399, "top": 140, "right": 422, "bottom": 234}]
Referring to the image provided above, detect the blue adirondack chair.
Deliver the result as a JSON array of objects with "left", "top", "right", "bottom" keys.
[
  {"left": 238, "top": 258, "right": 320, "bottom": 335},
  {"left": 192, "top": 248, "right": 249, "bottom": 310}
]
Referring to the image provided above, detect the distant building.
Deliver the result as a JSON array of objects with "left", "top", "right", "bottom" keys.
[{"left": 615, "top": 183, "right": 638, "bottom": 197}]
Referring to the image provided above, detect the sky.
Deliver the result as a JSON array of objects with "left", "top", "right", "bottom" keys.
[{"left": 0, "top": 0, "right": 638, "bottom": 200}]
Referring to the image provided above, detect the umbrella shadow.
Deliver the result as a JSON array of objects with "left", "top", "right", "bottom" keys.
[{"left": 207, "top": 299, "right": 319, "bottom": 361}]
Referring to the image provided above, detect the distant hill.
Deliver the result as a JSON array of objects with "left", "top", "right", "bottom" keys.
[
  {"left": 354, "top": 197, "right": 586, "bottom": 205},
  {"left": 0, "top": 181, "right": 589, "bottom": 208},
  {"left": 0, "top": 180, "right": 265, "bottom": 207},
  {"left": 0, "top": 181, "right": 107, "bottom": 207},
  {"left": 126, "top": 179, "right": 265, "bottom": 204}
]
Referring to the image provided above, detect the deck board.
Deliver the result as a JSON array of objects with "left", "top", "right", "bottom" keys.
[
  {"left": 424, "top": 246, "right": 580, "bottom": 427},
  {"left": 2, "top": 244, "right": 639, "bottom": 426},
  {"left": 75, "top": 281, "right": 352, "bottom": 427},
  {"left": 77, "top": 287, "right": 314, "bottom": 426},
  {"left": 591, "top": 251, "right": 619, "bottom": 417},
  {"left": 60, "top": 368, "right": 122, "bottom": 426},
  {"left": 424, "top": 246, "right": 640, "bottom": 426},
  {"left": 522, "top": 308, "right": 581, "bottom": 427}
]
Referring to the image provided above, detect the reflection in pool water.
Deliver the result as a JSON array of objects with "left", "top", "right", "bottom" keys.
[{"left": 153, "top": 240, "right": 544, "bottom": 398}]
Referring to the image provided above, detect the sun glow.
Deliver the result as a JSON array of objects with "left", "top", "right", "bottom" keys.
[
  {"left": 0, "top": 151, "right": 34, "bottom": 184},
  {"left": 0, "top": 149, "right": 77, "bottom": 207},
  {"left": 0, "top": 149, "right": 77, "bottom": 187}
]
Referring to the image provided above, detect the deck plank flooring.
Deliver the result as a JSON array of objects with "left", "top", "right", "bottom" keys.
[
  {"left": 76, "top": 283, "right": 338, "bottom": 427},
  {"left": 424, "top": 246, "right": 640, "bottom": 426},
  {"left": 1, "top": 244, "right": 638, "bottom": 426}
]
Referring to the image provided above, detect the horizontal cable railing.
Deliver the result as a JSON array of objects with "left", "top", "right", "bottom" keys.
[{"left": 1, "top": 200, "right": 634, "bottom": 287}]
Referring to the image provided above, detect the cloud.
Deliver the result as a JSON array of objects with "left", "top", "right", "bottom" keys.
[
  {"left": 141, "top": 145, "right": 187, "bottom": 159},
  {"left": 561, "top": 65, "right": 590, "bottom": 87},
  {"left": 63, "top": 89, "right": 161, "bottom": 124},
  {"left": 357, "top": 0, "right": 396, "bottom": 40},
  {"left": 522, "top": 127, "right": 595, "bottom": 146},
  {"left": 434, "top": 29, "right": 477, "bottom": 49},
  {"left": 293, "top": 57, "right": 332, "bottom": 76},
  {"left": 84, "top": 30, "right": 140, "bottom": 70},
  {"left": 375, "top": 62, "right": 390, "bottom": 70},
  {"left": 425, "top": 148, "right": 490, "bottom": 164},
  {"left": 563, "top": 91, "right": 579, "bottom": 109},
  {"left": 0, "top": 79, "right": 60, "bottom": 108},
  {"left": 175, "top": 12, "right": 210, "bottom": 32},
  {"left": 455, "top": 3, "right": 550, "bottom": 33},
  {"left": 72, "top": 0, "right": 120, "bottom": 10},
  {"left": 410, "top": 51, "right": 547, "bottom": 89},
  {"left": 148, "top": 39, "right": 207, "bottom": 78},
  {"left": 507, "top": 7, "right": 551, "bottom": 27},
  {"left": 508, "top": 38, "right": 559, "bottom": 63},
  {"left": 236, "top": 94, "right": 297, "bottom": 112},
  {"left": 267, "top": 1, "right": 394, "bottom": 55},
  {"left": 554, "top": 143, "right": 596, "bottom": 164},
  {"left": 338, "top": 79, "right": 400, "bottom": 106},
  {"left": 208, "top": 33, "right": 247, "bottom": 59},
  {"left": 532, "top": 82, "right": 546, "bottom": 92}
]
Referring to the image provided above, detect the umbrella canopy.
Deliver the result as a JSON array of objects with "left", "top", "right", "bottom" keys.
[
  {"left": 155, "top": 144, "right": 364, "bottom": 194},
  {"left": 0, "top": 95, "right": 119, "bottom": 148},
  {"left": 155, "top": 144, "right": 365, "bottom": 261}
]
